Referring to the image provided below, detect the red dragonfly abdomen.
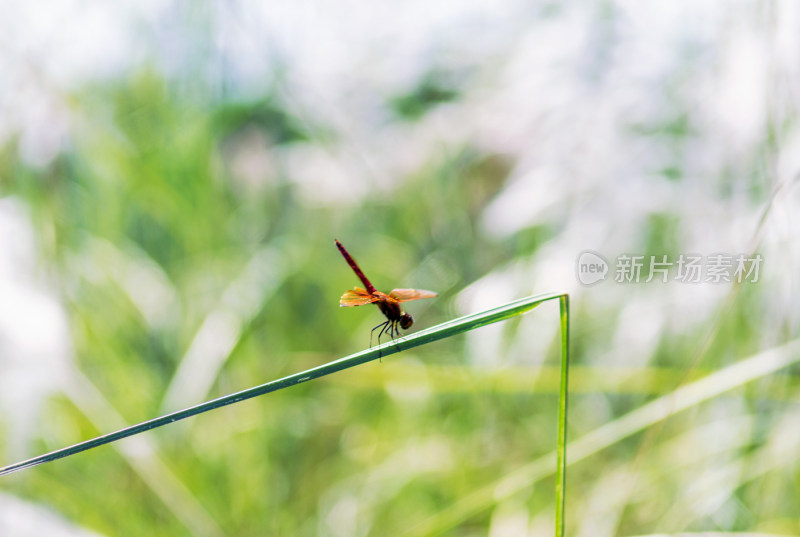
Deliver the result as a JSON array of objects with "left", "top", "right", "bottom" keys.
[{"left": 335, "top": 239, "right": 376, "bottom": 295}]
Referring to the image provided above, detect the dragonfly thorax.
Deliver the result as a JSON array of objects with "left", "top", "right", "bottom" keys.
[{"left": 377, "top": 301, "right": 414, "bottom": 330}]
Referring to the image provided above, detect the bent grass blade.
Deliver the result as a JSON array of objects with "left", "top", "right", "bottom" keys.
[{"left": 0, "top": 292, "right": 570, "bottom": 537}]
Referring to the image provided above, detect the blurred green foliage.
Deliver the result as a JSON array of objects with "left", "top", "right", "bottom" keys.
[
  {"left": 1, "top": 66, "right": 557, "bottom": 537},
  {"left": 1, "top": 11, "right": 799, "bottom": 536}
]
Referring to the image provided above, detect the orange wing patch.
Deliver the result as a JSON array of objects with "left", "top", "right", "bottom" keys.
[
  {"left": 388, "top": 288, "right": 438, "bottom": 302},
  {"left": 340, "top": 287, "right": 381, "bottom": 307}
]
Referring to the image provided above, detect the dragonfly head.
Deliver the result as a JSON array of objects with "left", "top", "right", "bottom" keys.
[{"left": 399, "top": 313, "right": 414, "bottom": 330}]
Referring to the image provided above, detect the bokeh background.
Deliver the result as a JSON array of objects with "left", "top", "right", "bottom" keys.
[{"left": 1, "top": 1, "right": 799, "bottom": 536}]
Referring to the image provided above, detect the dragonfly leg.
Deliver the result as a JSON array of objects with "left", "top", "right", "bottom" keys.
[
  {"left": 371, "top": 320, "right": 391, "bottom": 361},
  {"left": 371, "top": 320, "right": 405, "bottom": 361},
  {"left": 391, "top": 322, "right": 403, "bottom": 352},
  {"left": 382, "top": 320, "right": 401, "bottom": 360},
  {"left": 383, "top": 322, "right": 396, "bottom": 359},
  {"left": 371, "top": 320, "right": 389, "bottom": 348}
]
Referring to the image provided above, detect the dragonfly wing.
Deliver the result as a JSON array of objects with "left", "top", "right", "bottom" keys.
[
  {"left": 388, "top": 288, "right": 438, "bottom": 302},
  {"left": 340, "top": 287, "right": 381, "bottom": 307}
]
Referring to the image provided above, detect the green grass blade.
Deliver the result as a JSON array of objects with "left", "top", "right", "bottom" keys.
[
  {"left": 403, "top": 337, "right": 800, "bottom": 537},
  {"left": 0, "top": 292, "right": 566, "bottom": 478},
  {"left": 555, "top": 294, "right": 570, "bottom": 537}
]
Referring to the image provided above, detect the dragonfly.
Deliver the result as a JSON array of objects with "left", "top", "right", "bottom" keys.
[{"left": 335, "top": 239, "right": 437, "bottom": 349}]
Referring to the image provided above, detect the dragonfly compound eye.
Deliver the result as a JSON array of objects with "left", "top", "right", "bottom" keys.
[{"left": 400, "top": 313, "right": 414, "bottom": 330}]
